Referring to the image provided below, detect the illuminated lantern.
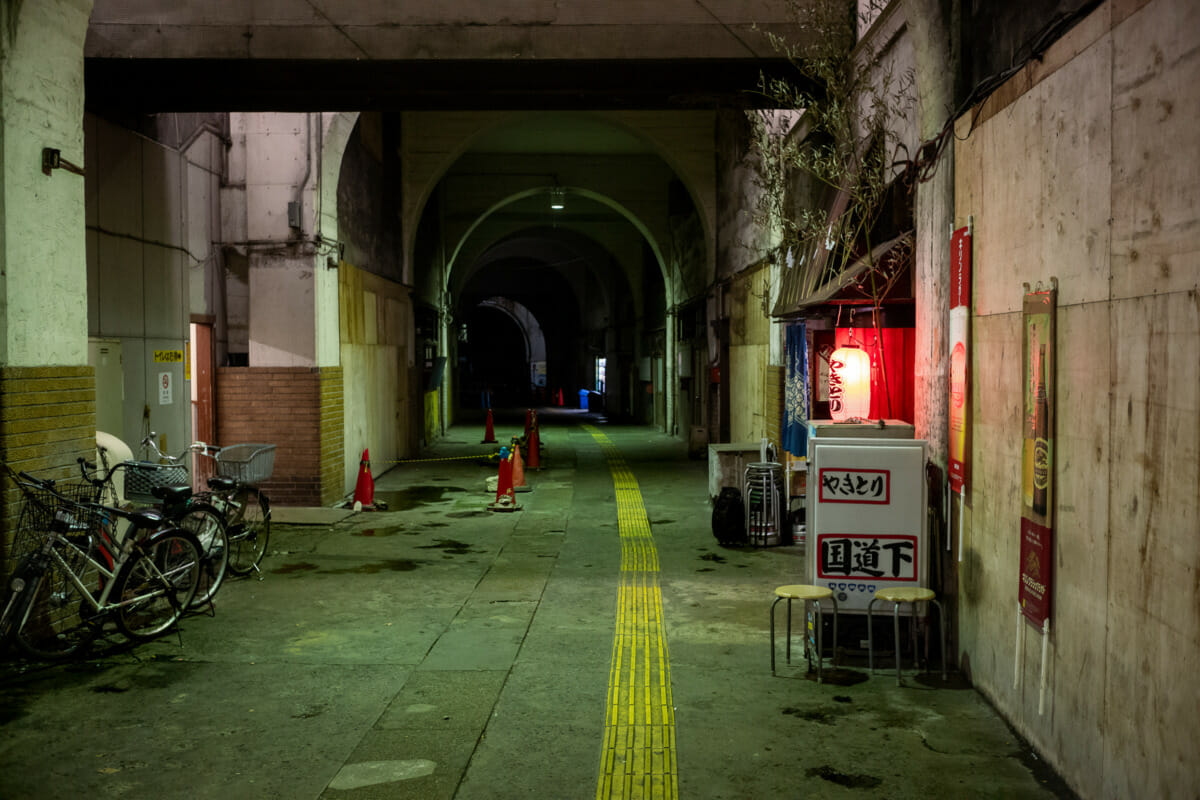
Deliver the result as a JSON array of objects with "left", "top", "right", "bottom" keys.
[{"left": 829, "top": 344, "right": 871, "bottom": 421}]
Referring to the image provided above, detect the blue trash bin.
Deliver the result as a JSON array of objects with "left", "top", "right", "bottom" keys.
[{"left": 578, "top": 389, "right": 589, "bottom": 410}]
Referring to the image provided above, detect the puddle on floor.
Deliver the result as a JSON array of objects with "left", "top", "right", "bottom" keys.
[
  {"left": 373, "top": 486, "right": 466, "bottom": 511},
  {"left": 415, "top": 539, "right": 475, "bottom": 555}
]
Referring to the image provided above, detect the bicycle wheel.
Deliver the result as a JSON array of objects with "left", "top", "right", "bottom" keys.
[
  {"left": 112, "top": 529, "right": 202, "bottom": 641},
  {"left": 177, "top": 503, "right": 229, "bottom": 609},
  {"left": 14, "top": 548, "right": 96, "bottom": 660},
  {"left": 226, "top": 487, "right": 270, "bottom": 576}
]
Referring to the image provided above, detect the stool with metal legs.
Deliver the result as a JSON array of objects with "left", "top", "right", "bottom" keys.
[
  {"left": 867, "top": 587, "right": 947, "bottom": 685},
  {"left": 771, "top": 585, "right": 838, "bottom": 682}
]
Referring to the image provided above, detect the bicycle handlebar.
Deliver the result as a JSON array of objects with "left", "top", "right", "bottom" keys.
[{"left": 142, "top": 432, "right": 219, "bottom": 464}]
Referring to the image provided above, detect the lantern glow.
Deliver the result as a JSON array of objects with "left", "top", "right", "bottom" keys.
[{"left": 829, "top": 344, "right": 871, "bottom": 421}]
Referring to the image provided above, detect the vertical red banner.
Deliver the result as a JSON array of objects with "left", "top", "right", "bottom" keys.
[
  {"left": 1019, "top": 281, "right": 1056, "bottom": 626},
  {"left": 948, "top": 226, "right": 972, "bottom": 494}
]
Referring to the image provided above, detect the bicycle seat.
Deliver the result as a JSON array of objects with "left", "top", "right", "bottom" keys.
[
  {"left": 119, "top": 508, "right": 165, "bottom": 529},
  {"left": 152, "top": 485, "right": 193, "bottom": 505},
  {"left": 207, "top": 476, "right": 236, "bottom": 492}
]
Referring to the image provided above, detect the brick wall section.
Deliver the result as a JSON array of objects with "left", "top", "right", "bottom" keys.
[
  {"left": 216, "top": 367, "right": 342, "bottom": 507},
  {"left": 0, "top": 367, "right": 96, "bottom": 568},
  {"left": 764, "top": 365, "right": 784, "bottom": 451},
  {"left": 318, "top": 368, "right": 344, "bottom": 506}
]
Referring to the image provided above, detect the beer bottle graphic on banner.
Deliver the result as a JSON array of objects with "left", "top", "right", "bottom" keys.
[
  {"left": 1022, "top": 322, "right": 1039, "bottom": 510},
  {"left": 1032, "top": 344, "right": 1050, "bottom": 518}
]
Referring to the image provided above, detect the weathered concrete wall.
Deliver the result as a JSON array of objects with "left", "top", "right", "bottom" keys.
[
  {"left": 727, "top": 263, "right": 774, "bottom": 444},
  {"left": 84, "top": 1, "right": 806, "bottom": 60},
  {"left": 0, "top": 0, "right": 94, "bottom": 567},
  {"left": 0, "top": 0, "right": 92, "bottom": 367},
  {"left": 953, "top": 1, "right": 1200, "bottom": 796},
  {"left": 228, "top": 112, "right": 340, "bottom": 368},
  {"left": 84, "top": 114, "right": 196, "bottom": 452}
]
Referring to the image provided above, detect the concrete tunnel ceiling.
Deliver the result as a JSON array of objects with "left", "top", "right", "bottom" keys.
[
  {"left": 419, "top": 112, "right": 703, "bottom": 409},
  {"left": 435, "top": 113, "right": 696, "bottom": 301}
]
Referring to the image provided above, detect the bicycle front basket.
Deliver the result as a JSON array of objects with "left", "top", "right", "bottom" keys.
[
  {"left": 123, "top": 461, "right": 190, "bottom": 504},
  {"left": 215, "top": 444, "right": 276, "bottom": 484}
]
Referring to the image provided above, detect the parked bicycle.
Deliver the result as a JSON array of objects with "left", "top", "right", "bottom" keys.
[
  {"left": 140, "top": 434, "right": 274, "bottom": 580},
  {"left": 78, "top": 451, "right": 229, "bottom": 611},
  {"left": 0, "top": 468, "right": 202, "bottom": 660}
]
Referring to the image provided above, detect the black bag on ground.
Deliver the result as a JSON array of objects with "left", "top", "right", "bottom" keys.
[{"left": 712, "top": 487, "right": 746, "bottom": 546}]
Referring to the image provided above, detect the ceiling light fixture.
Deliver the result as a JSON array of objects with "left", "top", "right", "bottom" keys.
[{"left": 550, "top": 187, "right": 566, "bottom": 211}]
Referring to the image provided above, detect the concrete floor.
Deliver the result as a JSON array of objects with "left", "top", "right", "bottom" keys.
[{"left": 0, "top": 412, "right": 1076, "bottom": 799}]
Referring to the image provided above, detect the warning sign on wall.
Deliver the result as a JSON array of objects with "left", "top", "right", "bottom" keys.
[{"left": 159, "top": 372, "right": 173, "bottom": 405}]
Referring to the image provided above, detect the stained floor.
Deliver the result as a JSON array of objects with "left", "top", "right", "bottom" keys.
[{"left": 0, "top": 411, "right": 1076, "bottom": 799}]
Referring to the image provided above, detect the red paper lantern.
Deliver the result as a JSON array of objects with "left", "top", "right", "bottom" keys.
[{"left": 829, "top": 345, "right": 871, "bottom": 421}]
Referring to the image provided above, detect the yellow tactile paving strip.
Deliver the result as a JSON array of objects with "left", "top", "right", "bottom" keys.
[{"left": 587, "top": 426, "right": 678, "bottom": 800}]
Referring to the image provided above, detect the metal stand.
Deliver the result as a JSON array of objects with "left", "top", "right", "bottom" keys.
[{"left": 744, "top": 462, "right": 783, "bottom": 546}]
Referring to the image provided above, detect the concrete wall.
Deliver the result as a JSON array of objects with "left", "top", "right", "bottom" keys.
[
  {"left": 0, "top": 0, "right": 91, "bottom": 367},
  {"left": 84, "top": 1, "right": 806, "bottom": 61},
  {"left": 726, "top": 262, "right": 775, "bottom": 444},
  {"left": 84, "top": 114, "right": 203, "bottom": 453},
  {"left": 227, "top": 112, "right": 340, "bottom": 369},
  {"left": 0, "top": 0, "right": 95, "bottom": 567},
  {"left": 953, "top": 1, "right": 1200, "bottom": 796}
]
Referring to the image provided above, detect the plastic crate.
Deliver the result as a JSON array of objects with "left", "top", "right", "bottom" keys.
[
  {"left": 215, "top": 444, "right": 276, "bottom": 484},
  {"left": 123, "top": 461, "right": 190, "bottom": 504}
]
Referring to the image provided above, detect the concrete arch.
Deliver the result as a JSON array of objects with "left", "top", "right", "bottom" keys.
[
  {"left": 477, "top": 297, "right": 546, "bottom": 363},
  {"left": 443, "top": 185, "right": 672, "bottom": 306},
  {"left": 317, "top": 111, "right": 361, "bottom": 255},
  {"left": 452, "top": 226, "right": 633, "bottom": 329},
  {"left": 404, "top": 110, "right": 714, "bottom": 301}
]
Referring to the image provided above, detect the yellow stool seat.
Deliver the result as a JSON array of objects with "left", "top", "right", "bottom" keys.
[
  {"left": 775, "top": 585, "right": 833, "bottom": 602},
  {"left": 873, "top": 587, "right": 936, "bottom": 604},
  {"left": 867, "top": 586, "right": 946, "bottom": 685},
  {"left": 771, "top": 585, "right": 838, "bottom": 681}
]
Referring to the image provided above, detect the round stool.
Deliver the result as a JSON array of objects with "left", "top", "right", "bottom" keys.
[
  {"left": 867, "top": 587, "right": 947, "bottom": 685},
  {"left": 770, "top": 585, "right": 838, "bottom": 681}
]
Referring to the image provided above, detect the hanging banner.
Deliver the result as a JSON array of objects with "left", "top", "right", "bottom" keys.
[
  {"left": 948, "top": 224, "right": 972, "bottom": 494},
  {"left": 1019, "top": 279, "right": 1056, "bottom": 626},
  {"left": 782, "top": 323, "right": 809, "bottom": 458}
]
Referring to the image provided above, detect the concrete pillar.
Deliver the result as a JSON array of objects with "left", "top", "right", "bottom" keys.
[
  {"left": 665, "top": 310, "right": 678, "bottom": 435},
  {"left": 219, "top": 113, "right": 344, "bottom": 505},
  {"left": 907, "top": 0, "right": 954, "bottom": 468},
  {"left": 232, "top": 112, "right": 338, "bottom": 369},
  {"left": 0, "top": 0, "right": 96, "bottom": 561}
]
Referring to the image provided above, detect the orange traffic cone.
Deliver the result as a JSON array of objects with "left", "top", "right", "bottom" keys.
[
  {"left": 353, "top": 449, "right": 375, "bottom": 509},
  {"left": 526, "top": 426, "right": 541, "bottom": 470},
  {"left": 481, "top": 408, "right": 497, "bottom": 443},
  {"left": 488, "top": 449, "right": 520, "bottom": 511},
  {"left": 511, "top": 437, "right": 531, "bottom": 493},
  {"left": 524, "top": 408, "right": 533, "bottom": 440}
]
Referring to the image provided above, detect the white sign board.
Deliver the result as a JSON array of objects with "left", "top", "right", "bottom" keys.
[
  {"left": 806, "top": 438, "right": 927, "bottom": 612},
  {"left": 158, "top": 372, "right": 173, "bottom": 405}
]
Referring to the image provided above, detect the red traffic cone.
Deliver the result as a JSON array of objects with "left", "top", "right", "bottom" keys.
[
  {"left": 489, "top": 451, "right": 520, "bottom": 511},
  {"left": 526, "top": 426, "right": 541, "bottom": 470},
  {"left": 353, "top": 449, "right": 375, "bottom": 508},
  {"left": 524, "top": 408, "right": 533, "bottom": 440},
  {"left": 481, "top": 408, "right": 497, "bottom": 443},
  {"left": 511, "top": 437, "right": 531, "bottom": 493},
  {"left": 555, "top": 388, "right": 564, "bottom": 407}
]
